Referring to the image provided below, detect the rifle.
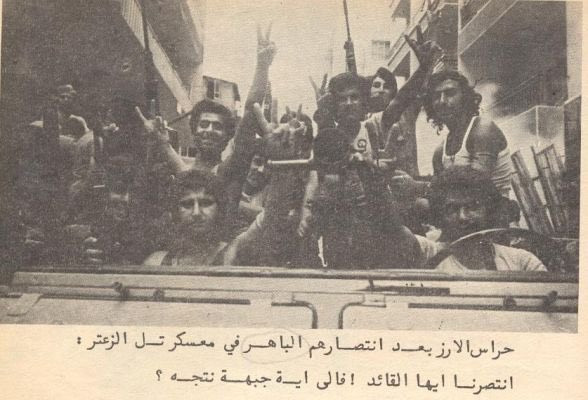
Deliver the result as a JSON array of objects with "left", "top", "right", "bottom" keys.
[
  {"left": 140, "top": 0, "right": 159, "bottom": 117},
  {"left": 343, "top": 0, "right": 357, "bottom": 75}
]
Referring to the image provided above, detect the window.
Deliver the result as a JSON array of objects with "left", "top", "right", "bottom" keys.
[{"left": 371, "top": 40, "right": 390, "bottom": 61}]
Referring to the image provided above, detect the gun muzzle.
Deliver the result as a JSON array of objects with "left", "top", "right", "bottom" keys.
[
  {"left": 266, "top": 158, "right": 395, "bottom": 169},
  {"left": 266, "top": 158, "right": 314, "bottom": 168}
]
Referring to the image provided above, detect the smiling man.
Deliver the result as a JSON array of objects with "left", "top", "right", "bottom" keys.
[{"left": 187, "top": 99, "right": 236, "bottom": 170}]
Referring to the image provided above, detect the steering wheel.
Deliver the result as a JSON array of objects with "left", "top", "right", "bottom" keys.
[{"left": 426, "top": 228, "right": 562, "bottom": 271}]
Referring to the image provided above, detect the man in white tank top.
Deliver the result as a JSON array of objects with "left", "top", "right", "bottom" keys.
[
  {"left": 391, "top": 70, "right": 512, "bottom": 198},
  {"left": 426, "top": 70, "right": 512, "bottom": 195}
]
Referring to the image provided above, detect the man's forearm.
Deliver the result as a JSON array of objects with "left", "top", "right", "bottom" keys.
[
  {"left": 245, "top": 64, "right": 270, "bottom": 111},
  {"left": 216, "top": 113, "right": 257, "bottom": 181},
  {"left": 382, "top": 66, "right": 427, "bottom": 131},
  {"left": 219, "top": 61, "right": 271, "bottom": 180},
  {"left": 160, "top": 142, "right": 190, "bottom": 173},
  {"left": 259, "top": 170, "right": 302, "bottom": 264}
]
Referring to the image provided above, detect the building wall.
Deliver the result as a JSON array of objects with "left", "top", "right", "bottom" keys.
[
  {"left": 387, "top": 0, "right": 580, "bottom": 179},
  {"left": 566, "top": 1, "right": 582, "bottom": 100},
  {"left": 0, "top": 0, "right": 200, "bottom": 179},
  {"left": 455, "top": 0, "right": 577, "bottom": 180},
  {"left": 202, "top": 77, "right": 239, "bottom": 114}
]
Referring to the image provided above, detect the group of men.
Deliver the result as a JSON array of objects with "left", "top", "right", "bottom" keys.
[{"left": 10, "top": 24, "right": 548, "bottom": 273}]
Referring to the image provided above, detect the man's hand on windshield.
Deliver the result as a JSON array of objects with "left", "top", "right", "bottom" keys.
[
  {"left": 83, "top": 236, "right": 106, "bottom": 264},
  {"left": 64, "top": 225, "right": 106, "bottom": 265}
]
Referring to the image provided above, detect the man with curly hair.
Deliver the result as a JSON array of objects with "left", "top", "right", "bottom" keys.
[
  {"left": 392, "top": 70, "right": 512, "bottom": 197},
  {"left": 415, "top": 165, "right": 545, "bottom": 272},
  {"left": 427, "top": 71, "right": 511, "bottom": 194},
  {"left": 143, "top": 168, "right": 230, "bottom": 266}
]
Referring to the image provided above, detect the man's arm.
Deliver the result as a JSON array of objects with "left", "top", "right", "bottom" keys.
[
  {"left": 310, "top": 74, "right": 336, "bottom": 129},
  {"left": 467, "top": 117, "right": 512, "bottom": 195},
  {"left": 217, "top": 24, "right": 276, "bottom": 180},
  {"left": 388, "top": 143, "right": 441, "bottom": 201},
  {"left": 215, "top": 25, "right": 276, "bottom": 238},
  {"left": 468, "top": 117, "right": 508, "bottom": 155},
  {"left": 135, "top": 107, "right": 191, "bottom": 173},
  {"left": 466, "top": 117, "right": 509, "bottom": 171},
  {"left": 297, "top": 170, "right": 318, "bottom": 237},
  {"left": 381, "top": 27, "right": 442, "bottom": 132},
  {"left": 432, "top": 144, "right": 444, "bottom": 175},
  {"left": 235, "top": 106, "right": 309, "bottom": 266},
  {"left": 239, "top": 198, "right": 265, "bottom": 222}
]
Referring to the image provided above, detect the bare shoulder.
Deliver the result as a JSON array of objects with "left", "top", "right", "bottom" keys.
[{"left": 467, "top": 115, "right": 507, "bottom": 154}]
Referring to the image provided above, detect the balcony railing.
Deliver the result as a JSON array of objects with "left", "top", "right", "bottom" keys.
[
  {"left": 460, "top": 0, "right": 489, "bottom": 28},
  {"left": 386, "top": 0, "right": 458, "bottom": 68},
  {"left": 485, "top": 72, "right": 566, "bottom": 117}
]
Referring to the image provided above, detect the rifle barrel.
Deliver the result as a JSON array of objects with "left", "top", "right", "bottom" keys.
[
  {"left": 140, "top": 0, "right": 150, "bottom": 52},
  {"left": 343, "top": 0, "right": 352, "bottom": 40},
  {"left": 139, "top": 0, "right": 159, "bottom": 115},
  {"left": 266, "top": 159, "right": 314, "bottom": 168},
  {"left": 266, "top": 158, "right": 395, "bottom": 168},
  {"left": 168, "top": 110, "right": 191, "bottom": 125}
]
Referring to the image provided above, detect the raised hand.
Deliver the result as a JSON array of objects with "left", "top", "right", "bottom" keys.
[
  {"left": 253, "top": 102, "right": 309, "bottom": 160},
  {"left": 257, "top": 23, "right": 276, "bottom": 68},
  {"left": 404, "top": 26, "right": 443, "bottom": 69},
  {"left": 310, "top": 74, "right": 336, "bottom": 128},
  {"left": 309, "top": 73, "right": 328, "bottom": 104},
  {"left": 282, "top": 103, "right": 304, "bottom": 122},
  {"left": 284, "top": 105, "right": 293, "bottom": 121},
  {"left": 135, "top": 105, "right": 169, "bottom": 146}
]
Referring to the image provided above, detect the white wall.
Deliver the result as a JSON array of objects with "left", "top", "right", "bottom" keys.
[{"left": 566, "top": 1, "right": 582, "bottom": 99}]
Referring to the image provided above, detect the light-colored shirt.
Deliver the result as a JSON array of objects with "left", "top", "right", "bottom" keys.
[{"left": 416, "top": 235, "right": 547, "bottom": 272}]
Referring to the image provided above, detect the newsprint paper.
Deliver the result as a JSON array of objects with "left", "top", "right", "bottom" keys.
[{"left": 0, "top": 0, "right": 587, "bottom": 399}]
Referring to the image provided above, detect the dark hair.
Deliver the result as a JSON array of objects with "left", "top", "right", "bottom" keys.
[
  {"left": 428, "top": 165, "right": 502, "bottom": 225},
  {"left": 328, "top": 72, "right": 371, "bottom": 107},
  {"left": 422, "top": 70, "right": 482, "bottom": 130},
  {"left": 169, "top": 168, "right": 227, "bottom": 219},
  {"left": 189, "top": 99, "right": 235, "bottom": 139},
  {"left": 373, "top": 67, "right": 398, "bottom": 98}
]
